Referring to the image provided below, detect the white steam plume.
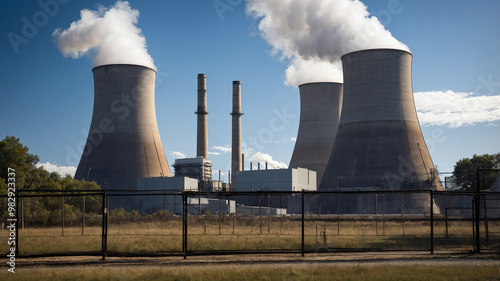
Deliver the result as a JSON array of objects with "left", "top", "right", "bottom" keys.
[
  {"left": 53, "top": 1, "right": 155, "bottom": 69},
  {"left": 246, "top": 0, "right": 409, "bottom": 86}
]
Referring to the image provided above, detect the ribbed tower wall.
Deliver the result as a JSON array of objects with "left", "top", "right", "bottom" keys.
[
  {"left": 289, "top": 82, "right": 343, "bottom": 185},
  {"left": 74, "top": 64, "right": 171, "bottom": 196}
]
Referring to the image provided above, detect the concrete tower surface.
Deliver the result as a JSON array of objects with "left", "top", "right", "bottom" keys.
[
  {"left": 74, "top": 64, "right": 172, "bottom": 190},
  {"left": 289, "top": 82, "right": 343, "bottom": 185},
  {"left": 320, "top": 49, "right": 442, "bottom": 191},
  {"left": 231, "top": 81, "right": 243, "bottom": 189},
  {"left": 196, "top": 74, "right": 208, "bottom": 159}
]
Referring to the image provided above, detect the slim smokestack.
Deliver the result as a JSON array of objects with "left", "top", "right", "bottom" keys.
[
  {"left": 74, "top": 64, "right": 172, "bottom": 192},
  {"left": 196, "top": 74, "right": 208, "bottom": 159},
  {"left": 289, "top": 82, "right": 343, "bottom": 185},
  {"left": 231, "top": 81, "right": 243, "bottom": 190},
  {"left": 320, "top": 49, "right": 442, "bottom": 191}
]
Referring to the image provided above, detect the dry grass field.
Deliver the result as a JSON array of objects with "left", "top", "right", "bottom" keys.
[{"left": 1, "top": 215, "right": 498, "bottom": 256}]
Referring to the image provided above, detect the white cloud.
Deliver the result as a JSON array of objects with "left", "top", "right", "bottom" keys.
[
  {"left": 248, "top": 152, "right": 288, "bottom": 169},
  {"left": 211, "top": 145, "right": 231, "bottom": 154},
  {"left": 242, "top": 143, "right": 287, "bottom": 169},
  {"left": 414, "top": 91, "right": 500, "bottom": 127},
  {"left": 208, "top": 151, "right": 221, "bottom": 156},
  {"left": 36, "top": 162, "right": 77, "bottom": 177},
  {"left": 169, "top": 151, "right": 186, "bottom": 159}
]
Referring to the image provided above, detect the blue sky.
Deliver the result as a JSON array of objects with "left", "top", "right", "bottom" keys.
[{"left": 1, "top": 0, "right": 499, "bottom": 183}]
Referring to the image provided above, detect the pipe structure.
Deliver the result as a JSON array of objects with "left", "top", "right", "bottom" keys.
[
  {"left": 196, "top": 74, "right": 208, "bottom": 159},
  {"left": 74, "top": 64, "right": 172, "bottom": 193},
  {"left": 289, "top": 82, "right": 343, "bottom": 185},
  {"left": 320, "top": 49, "right": 442, "bottom": 191},
  {"left": 231, "top": 81, "right": 243, "bottom": 190}
]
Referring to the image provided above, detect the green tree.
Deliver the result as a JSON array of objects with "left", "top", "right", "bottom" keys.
[
  {"left": 0, "top": 136, "right": 40, "bottom": 192},
  {"left": 453, "top": 153, "right": 500, "bottom": 191}
]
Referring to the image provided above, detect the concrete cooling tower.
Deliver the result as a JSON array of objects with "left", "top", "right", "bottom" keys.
[
  {"left": 289, "top": 82, "right": 343, "bottom": 185},
  {"left": 320, "top": 49, "right": 442, "bottom": 191},
  {"left": 74, "top": 64, "right": 172, "bottom": 191}
]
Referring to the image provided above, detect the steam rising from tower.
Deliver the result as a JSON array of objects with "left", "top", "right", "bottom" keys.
[
  {"left": 246, "top": 0, "right": 409, "bottom": 85},
  {"left": 53, "top": 1, "right": 155, "bottom": 69}
]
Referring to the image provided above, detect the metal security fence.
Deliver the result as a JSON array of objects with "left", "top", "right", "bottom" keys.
[
  {"left": 1, "top": 190, "right": 105, "bottom": 258},
  {"left": 1, "top": 189, "right": 499, "bottom": 259}
]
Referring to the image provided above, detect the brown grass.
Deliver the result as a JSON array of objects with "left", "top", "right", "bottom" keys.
[{"left": 1, "top": 216, "right": 498, "bottom": 255}]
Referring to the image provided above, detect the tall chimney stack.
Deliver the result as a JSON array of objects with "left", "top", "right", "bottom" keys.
[
  {"left": 231, "top": 80, "right": 243, "bottom": 190},
  {"left": 196, "top": 74, "right": 208, "bottom": 159}
]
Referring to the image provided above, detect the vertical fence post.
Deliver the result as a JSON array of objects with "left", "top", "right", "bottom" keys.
[
  {"left": 430, "top": 190, "right": 434, "bottom": 254},
  {"left": 337, "top": 193, "right": 340, "bottom": 236},
  {"left": 61, "top": 196, "right": 64, "bottom": 236},
  {"left": 472, "top": 198, "right": 475, "bottom": 252},
  {"left": 401, "top": 192, "right": 405, "bottom": 238},
  {"left": 445, "top": 208, "right": 448, "bottom": 240},
  {"left": 82, "top": 195, "right": 85, "bottom": 236},
  {"left": 375, "top": 194, "right": 378, "bottom": 236},
  {"left": 267, "top": 193, "right": 270, "bottom": 234},
  {"left": 484, "top": 195, "right": 489, "bottom": 248},
  {"left": 475, "top": 169, "right": 481, "bottom": 253},
  {"left": 383, "top": 193, "right": 386, "bottom": 236},
  {"left": 183, "top": 192, "right": 188, "bottom": 259},
  {"left": 21, "top": 200, "right": 24, "bottom": 231},
  {"left": 101, "top": 192, "right": 107, "bottom": 260},
  {"left": 259, "top": 198, "right": 262, "bottom": 235},
  {"left": 218, "top": 198, "right": 221, "bottom": 235},
  {"left": 301, "top": 190, "right": 305, "bottom": 257},
  {"left": 280, "top": 195, "right": 283, "bottom": 235}
]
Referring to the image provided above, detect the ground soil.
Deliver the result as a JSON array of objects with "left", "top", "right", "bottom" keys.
[{"left": 15, "top": 251, "right": 500, "bottom": 269}]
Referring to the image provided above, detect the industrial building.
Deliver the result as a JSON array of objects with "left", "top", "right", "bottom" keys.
[
  {"left": 235, "top": 167, "right": 316, "bottom": 192},
  {"left": 172, "top": 158, "right": 213, "bottom": 191},
  {"left": 71, "top": 50, "right": 454, "bottom": 215}
]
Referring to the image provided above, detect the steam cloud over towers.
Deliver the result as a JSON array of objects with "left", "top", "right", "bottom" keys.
[
  {"left": 246, "top": 0, "right": 409, "bottom": 85},
  {"left": 53, "top": 1, "right": 155, "bottom": 69}
]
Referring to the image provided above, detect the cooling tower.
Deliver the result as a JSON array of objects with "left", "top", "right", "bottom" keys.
[
  {"left": 231, "top": 81, "right": 242, "bottom": 189},
  {"left": 74, "top": 64, "right": 172, "bottom": 191},
  {"left": 320, "top": 49, "right": 442, "bottom": 191},
  {"left": 196, "top": 74, "right": 208, "bottom": 159},
  {"left": 289, "top": 82, "right": 343, "bottom": 185}
]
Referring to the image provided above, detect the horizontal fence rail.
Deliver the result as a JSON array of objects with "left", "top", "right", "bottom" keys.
[{"left": 1, "top": 189, "right": 499, "bottom": 259}]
